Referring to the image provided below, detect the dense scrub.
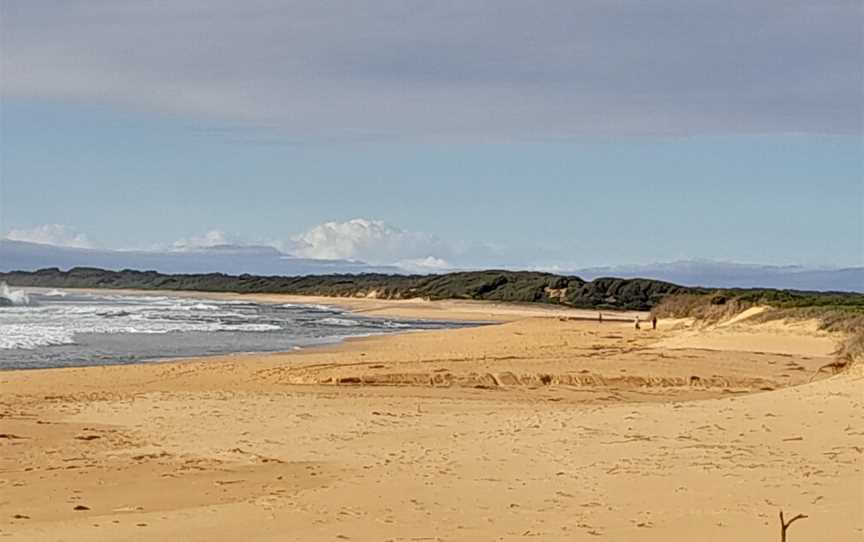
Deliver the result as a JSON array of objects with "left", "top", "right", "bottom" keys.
[
  {"left": 652, "top": 289, "right": 864, "bottom": 364},
  {"left": 652, "top": 289, "right": 864, "bottom": 319},
  {"left": 4, "top": 268, "right": 861, "bottom": 315},
  {"left": 1, "top": 267, "right": 690, "bottom": 311}
]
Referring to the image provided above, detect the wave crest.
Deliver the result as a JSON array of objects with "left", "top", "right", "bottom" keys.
[{"left": 0, "top": 282, "right": 31, "bottom": 306}]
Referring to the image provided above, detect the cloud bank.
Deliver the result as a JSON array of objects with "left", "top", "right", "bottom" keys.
[
  {"left": 2, "top": 1, "right": 860, "bottom": 139},
  {"left": 3, "top": 220, "right": 470, "bottom": 271},
  {"left": 289, "top": 219, "right": 456, "bottom": 268},
  {"left": 3, "top": 222, "right": 862, "bottom": 291},
  {"left": 4, "top": 224, "right": 93, "bottom": 249}
]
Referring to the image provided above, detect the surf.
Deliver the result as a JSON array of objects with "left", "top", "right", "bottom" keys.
[{"left": 0, "top": 282, "right": 31, "bottom": 307}]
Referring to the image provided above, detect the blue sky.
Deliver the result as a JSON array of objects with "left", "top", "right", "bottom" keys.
[{"left": 1, "top": 1, "right": 862, "bottom": 269}]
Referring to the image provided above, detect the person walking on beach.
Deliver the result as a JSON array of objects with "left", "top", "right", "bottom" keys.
[
  {"left": 598, "top": 312, "right": 603, "bottom": 323},
  {"left": 651, "top": 316, "right": 657, "bottom": 330},
  {"left": 634, "top": 315, "right": 640, "bottom": 330}
]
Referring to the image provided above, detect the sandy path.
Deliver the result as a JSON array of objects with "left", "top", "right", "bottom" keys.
[{"left": 1, "top": 296, "right": 861, "bottom": 541}]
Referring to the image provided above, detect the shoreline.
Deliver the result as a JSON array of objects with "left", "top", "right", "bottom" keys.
[
  {"left": 21, "top": 285, "right": 649, "bottom": 322},
  {"left": 0, "top": 287, "right": 844, "bottom": 383},
  {"left": 3, "top": 287, "right": 644, "bottom": 373}
]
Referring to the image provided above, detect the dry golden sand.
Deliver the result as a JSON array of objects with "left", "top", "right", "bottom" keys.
[{"left": 1, "top": 293, "right": 862, "bottom": 541}]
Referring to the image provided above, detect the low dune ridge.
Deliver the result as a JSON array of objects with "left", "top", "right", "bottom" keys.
[{"left": 1, "top": 293, "right": 861, "bottom": 541}]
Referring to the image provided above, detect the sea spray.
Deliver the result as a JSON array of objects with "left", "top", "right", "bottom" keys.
[{"left": 0, "top": 282, "right": 30, "bottom": 306}]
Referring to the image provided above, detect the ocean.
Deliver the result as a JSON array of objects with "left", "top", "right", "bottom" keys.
[{"left": 0, "top": 284, "right": 473, "bottom": 370}]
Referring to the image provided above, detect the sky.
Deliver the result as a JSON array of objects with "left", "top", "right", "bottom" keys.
[{"left": 1, "top": 1, "right": 862, "bottom": 270}]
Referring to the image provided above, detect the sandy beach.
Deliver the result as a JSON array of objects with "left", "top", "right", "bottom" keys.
[
  {"left": 1, "top": 293, "right": 861, "bottom": 541},
  {"left": 4, "top": 2, "right": 859, "bottom": 540}
]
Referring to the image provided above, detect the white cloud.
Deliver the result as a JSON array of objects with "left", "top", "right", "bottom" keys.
[
  {"left": 172, "top": 230, "right": 231, "bottom": 250},
  {"left": 4, "top": 224, "right": 93, "bottom": 249},
  {"left": 2, "top": 220, "right": 496, "bottom": 269},
  {"left": 398, "top": 256, "right": 454, "bottom": 273},
  {"left": 290, "top": 219, "right": 453, "bottom": 265}
]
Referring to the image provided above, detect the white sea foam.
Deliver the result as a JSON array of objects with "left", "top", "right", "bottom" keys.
[
  {"left": 0, "top": 317, "right": 284, "bottom": 350},
  {"left": 178, "top": 303, "right": 220, "bottom": 311},
  {"left": 0, "top": 282, "right": 31, "bottom": 306},
  {"left": 0, "top": 290, "right": 440, "bottom": 354},
  {"left": 281, "top": 303, "right": 342, "bottom": 312},
  {"left": 0, "top": 325, "right": 74, "bottom": 349},
  {"left": 318, "top": 317, "right": 363, "bottom": 327},
  {"left": 219, "top": 324, "right": 282, "bottom": 332},
  {"left": 0, "top": 292, "right": 291, "bottom": 350},
  {"left": 381, "top": 321, "right": 411, "bottom": 329},
  {"left": 319, "top": 316, "right": 410, "bottom": 329}
]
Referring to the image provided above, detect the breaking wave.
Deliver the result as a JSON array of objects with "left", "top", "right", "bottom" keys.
[
  {"left": 319, "top": 317, "right": 411, "bottom": 329},
  {"left": 0, "top": 290, "right": 460, "bottom": 357},
  {"left": 0, "top": 325, "right": 74, "bottom": 350},
  {"left": 0, "top": 282, "right": 31, "bottom": 306},
  {"left": 282, "top": 302, "right": 343, "bottom": 312}
]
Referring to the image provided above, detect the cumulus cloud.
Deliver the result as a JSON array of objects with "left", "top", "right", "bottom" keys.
[
  {"left": 4, "top": 224, "right": 94, "bottom": 249},
  {"left": 2, "top": 1, "right": 860, "bottom": 138},
  {"left": 289, "top": 219, "right": 454, "bottom": 265},
  {"left": 1, "top": 220, "right": 500, "bottom": 269}
]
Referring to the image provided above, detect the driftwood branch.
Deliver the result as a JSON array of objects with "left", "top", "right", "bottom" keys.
[{"left": 779, "top": 510, "right": 808, "bottom": 542}]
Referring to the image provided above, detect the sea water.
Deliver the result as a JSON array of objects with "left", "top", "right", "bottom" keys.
[{"left": 0, "top": 284, "right": 472, "bottom": 370}]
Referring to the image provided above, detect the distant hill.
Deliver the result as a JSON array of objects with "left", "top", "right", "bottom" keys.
[
  {"left": 573, "top": 260, "right": 863, "bottom": 293},
  {"left": 0, "top": 239, "right": 397, "bottom": 276}
]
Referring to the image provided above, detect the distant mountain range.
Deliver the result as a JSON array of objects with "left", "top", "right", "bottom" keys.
[
  {"left": 0, "top": 239, "right": 397, "bottom": 276},
  {"left": 1, "top": 239, "right": 860, "bottom": 292},
  {"left": 572, "top": 260, "right": 863, "bottom": 292}
]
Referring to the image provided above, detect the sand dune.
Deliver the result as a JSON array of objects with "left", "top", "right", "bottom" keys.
[{"left": 1, "top": 295, "right": 861, "bottom": 541}]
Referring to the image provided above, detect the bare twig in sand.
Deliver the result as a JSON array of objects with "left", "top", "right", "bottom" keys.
[
  {"left": 809, "top": 360, "right": 849, "bottom": 382},
  {"left": 779, "top": 510, "right": 808, "bottom": 542}
]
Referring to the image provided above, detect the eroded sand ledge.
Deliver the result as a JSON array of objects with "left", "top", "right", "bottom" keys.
[{"left": 1, "top": 294, "right": 862, "bottom": 541}]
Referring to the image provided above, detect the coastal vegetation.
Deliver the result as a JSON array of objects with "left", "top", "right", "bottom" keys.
[
  {"left": 9, "top": 266, "right": 860, "bottom": 366},
  {"left": 0, "top": 268, "right": 691, "bottom": 311},
  {"left": 652, "top": 289, "right": 864, "bottom": 364},
  {"left": 2, "top": 267, "right": 862, "bottom": 315}
]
